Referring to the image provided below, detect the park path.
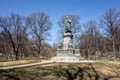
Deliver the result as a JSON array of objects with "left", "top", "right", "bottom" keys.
[
  {"left": 0, "top": 60, "right": 53, "bottom": 70},
  {"left": 0, "top": 60, "right": 98, "bottom": 70}
]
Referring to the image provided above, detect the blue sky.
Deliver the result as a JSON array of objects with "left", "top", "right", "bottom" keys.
[{"left": 0, "top": 0, "right": 120, "bottom": 45}]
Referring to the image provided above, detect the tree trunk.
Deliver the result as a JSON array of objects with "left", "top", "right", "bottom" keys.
[
  {"left": 15, "top": 50, "right": 19, "bottom": 60},
  {"left": 112, "top": 38, "right": 116, "bottom": 60},
  {"left": 37, "top": 49, "right": 40, "bottom": 60}
]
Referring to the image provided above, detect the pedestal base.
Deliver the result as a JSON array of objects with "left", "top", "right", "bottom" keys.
[
  {"left": 51, "top": 56, "right": 82, "bottom": 62},
  {"left": 51, "top": 49, "right": 84, "bottom": 62}
]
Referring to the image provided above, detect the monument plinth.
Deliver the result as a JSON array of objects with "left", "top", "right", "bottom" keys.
[
  {"left": 63, "top": 33, "right": 73, "bottom": 49},
  {"left": 51, "top": 16, "right": 83, "bottom": 62}
]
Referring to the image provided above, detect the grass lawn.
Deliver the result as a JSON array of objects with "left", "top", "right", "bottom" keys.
[{"left": 0, "top": 61, "right": 120, "bottom": 80}]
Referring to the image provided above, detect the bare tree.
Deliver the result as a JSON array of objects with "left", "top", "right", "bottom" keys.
[
  {"left": 115, "top": 26, "right": 120, "bottom": 59},
  {"left": 79, "top": 21, "right": 101, "bottom": 60},
  {"left": 26, "top": 12, "right": 52, "bottom": 60},
  {"left": 0, "top": 31, "right": 10, "bottom": 60},
  {"left": 101, "top": 8, "right": 120, "bottom": 60},
  {"left": 0, "top": 13, "right": 27, "bottom": 60},
  {"left": 41, "top": 44, "right": 56, "bottom": 59}
]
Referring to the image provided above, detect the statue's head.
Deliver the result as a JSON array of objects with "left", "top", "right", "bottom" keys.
[{"left": 66, "top": 16, "right": 69, "bottom": 19}]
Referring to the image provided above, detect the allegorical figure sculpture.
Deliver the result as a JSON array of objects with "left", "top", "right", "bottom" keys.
[{"left": 65, "top": 16, "right": 72, "bottom": 33}]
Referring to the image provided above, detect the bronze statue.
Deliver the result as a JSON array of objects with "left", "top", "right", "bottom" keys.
[{"left": 64, "top": 16, "right": 72, "bottom": 33}]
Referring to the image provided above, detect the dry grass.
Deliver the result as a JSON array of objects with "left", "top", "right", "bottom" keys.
[
  {"left": 0, "top": 59, "right": 36, "bottom": 67},
  {"left": 27, "top": 61, "right": 120, "bottom": 78},
  {"left": 0, "top": 61, "right": 120, "bottom": 80}
]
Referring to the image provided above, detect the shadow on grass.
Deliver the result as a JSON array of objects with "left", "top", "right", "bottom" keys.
[
  {"left": 62, "top": 63, "right": 100, "bottom": 80},
  {"left": 63, "top": 67, "right": 84, "bottom": 80},
  {"left": 90, "top": 64, "right": 99, "bottom": 80},
  {"left": 5, "top": 75, "right": 20, "bottom": 80}
]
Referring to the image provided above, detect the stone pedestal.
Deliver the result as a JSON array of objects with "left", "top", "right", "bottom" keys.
[
  {"left": 51, "top": 33, "right": 83, "bottom": 62},
  {"left": 63, "top": 33, "right": 72, "bottom": 49},
  {"left": 51, "top": 56, "right": 80, "bottom": 62}
]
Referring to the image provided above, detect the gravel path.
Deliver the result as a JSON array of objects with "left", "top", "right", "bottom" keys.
[
  {"left": 0, "top": 60, "right": 53, "bottom": 70},
  {"left": 0, "top": 60, "right": 97, "bottom": 70}
]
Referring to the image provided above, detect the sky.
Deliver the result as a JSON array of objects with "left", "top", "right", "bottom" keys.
[{"left": 0, "top": 0, "right": 120, "bottom": 45}]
